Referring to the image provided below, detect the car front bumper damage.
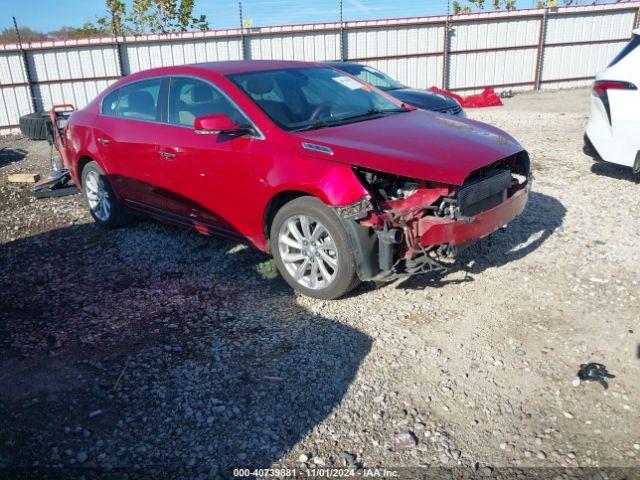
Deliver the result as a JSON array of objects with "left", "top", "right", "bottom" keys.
[{"left": 339, "top": 157, "right": 531, "bottom": 281}]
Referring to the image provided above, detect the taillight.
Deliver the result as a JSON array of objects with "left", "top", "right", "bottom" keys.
[
  {"left": 592, "top": 80, "right": 637, "bottom": 125},
  {"left": 593, "top": 80, "right": 637, "bottom": 96}
]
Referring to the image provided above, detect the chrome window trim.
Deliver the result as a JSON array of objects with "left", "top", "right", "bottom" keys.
[
  {"left": 99, "top": 74, "right": 265, "bottom": 140},
  {"left": 99, "top": 76, "right": 164, "bottom": 122}
]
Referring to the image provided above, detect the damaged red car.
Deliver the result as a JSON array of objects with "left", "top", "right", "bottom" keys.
[{"left": 63, "top": 60, "right": 530, "bottom": 299}]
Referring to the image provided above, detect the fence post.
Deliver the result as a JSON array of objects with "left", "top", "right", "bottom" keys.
[
  {"left": 339, "top": 0, "right": 346, "bottom": 61},
  {"left": 12, "top": 16, "right": 37, "bottom": 113},
  {"left": 238, "top": 1, "right": 248, "bottom": 60},
  {"left": 534, "top": 8, "right": 548, "bottom": 91},
  {"left": 114, "top": 36, "right": 127, "bottom": 77},
  {"left": 442, "top": 16, "right": 451, "bottom": 90}
]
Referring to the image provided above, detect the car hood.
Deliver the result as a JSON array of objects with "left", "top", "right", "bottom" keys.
[
  {"left": 388, "top": 88, "right": 458, "bottom": 111},
  {"left": 294, "top": 110, "right": 523, "bottom": 185}
]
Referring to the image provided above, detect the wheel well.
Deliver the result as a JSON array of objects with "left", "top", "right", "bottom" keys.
[
  {"left": 263, "top": 190, "right": 309, "bottom": 252},
  {"left": 76, "top": 155, "right": 94, "bottom": 185}
]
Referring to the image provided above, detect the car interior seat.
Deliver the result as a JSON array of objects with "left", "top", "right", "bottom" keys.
[{"left": 123, "top": 90, "right": 156, "bottom": 120}]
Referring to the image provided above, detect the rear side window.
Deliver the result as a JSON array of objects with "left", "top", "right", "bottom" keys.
[
  {"left": 102, "top": 90, "right": 119, "bottom": 116},
  {"left": 101, "top": 79, "right": 162, "bottom": 121},
  {"left": 609, "top": 34, "right": 640, "bottom": 67}
]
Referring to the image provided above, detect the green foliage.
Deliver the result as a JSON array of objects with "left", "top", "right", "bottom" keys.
[
  {"left": 95, "top": 0, "right": 209, "bottom": 35},
  {"left": 49, "top": 22, "right": 107, "bottom": 39},
  {"left": 453, "top": 0, "right": 517, "bottom": 14}
]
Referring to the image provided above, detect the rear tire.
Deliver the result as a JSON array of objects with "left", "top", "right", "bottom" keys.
[
  {"left": 270, "top": 196, "right": 360, "bottom": 300},
  {"left": 19, "top": 112, "right": 50, "bottom": 141},
  {"left": 81, "top": 161, "right": 130, "bottom": 228}
]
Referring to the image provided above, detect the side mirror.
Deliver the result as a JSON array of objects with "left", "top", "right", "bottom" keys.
[{"left": 194, "top": 114, "right": 252, "bottom": 136}]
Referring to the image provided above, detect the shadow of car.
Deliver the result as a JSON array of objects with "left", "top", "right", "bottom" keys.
[
  {"left": 0, "top": 148, "right": 27, "bottom": 168},
  {"left": 397, "top": 191, "right": 566, "bottom": 290},
  {"left": 0, "top": 222, "right": 372, "bottom": 476}
]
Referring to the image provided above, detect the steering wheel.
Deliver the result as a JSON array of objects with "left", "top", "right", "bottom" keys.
[{"left": 309, "top": 102, "right": 333, "bottom": 121}]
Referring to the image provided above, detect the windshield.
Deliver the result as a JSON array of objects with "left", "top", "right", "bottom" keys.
[
  {"left": 336, "top": 64, "right": 405, "bottom": 91},
  {"left": 228, "top": 67, "right": 406, "bottom": 131}
]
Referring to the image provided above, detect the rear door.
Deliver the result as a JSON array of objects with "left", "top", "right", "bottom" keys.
[{"left": 95, "top": 77, "right": 168, "bottom": 210}]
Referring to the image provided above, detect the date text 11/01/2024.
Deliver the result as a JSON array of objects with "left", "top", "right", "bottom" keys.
[{"left": 233, "top": 468, "right": 400, "bottom": 477}]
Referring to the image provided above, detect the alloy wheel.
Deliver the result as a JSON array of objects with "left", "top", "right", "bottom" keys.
[
  {"left": 84, "top": 170, "right": 111, "bottom": 222},
  {"left": 277, "top": 214, "right": 339, "bottom": 290}
]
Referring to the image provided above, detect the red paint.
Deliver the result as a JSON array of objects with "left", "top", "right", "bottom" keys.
[
  {"left": 418, "top": 187, "right": 528, "bottom": 247},
  {"left": 49, "top": 104, "right": 75, "bottom": 169},
  {"left": 294, "top": 109, "right": 521, "bottom": 185},
  {"left": 64, "top": 61, "right": 528, "bottom": 254},
  {"left": 194, "top": 113, "right": 241, "bottom": 133},
  {"left": 428, "top": 86, "right": 503, "bottom": 109}
]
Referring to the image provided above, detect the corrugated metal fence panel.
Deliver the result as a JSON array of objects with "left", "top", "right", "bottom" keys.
[
  {"left": 546, "top": 10, "right": 636, "bottom": 43},
  {"left": 541, "top": 40, "right": 628, "bottom": 83},
  {"left": 448, "top": 16, "right": 541, "bottom": 91},
  {"left": 248, "top": 32, "right": 340, "bottom": 61},
  {"left": 0, "top": 52, "right": 28, "bottom": 85},
  {"left": 449, "top": 48, "right": 538, "bottom": 90},
  {"left": 450, "top": 17, "right": 540, "bottom": 51},
  {"left": 363, "top": 55, "right": 442, "bottom": 89},
  {"left": 347, "top": 24, "right": 444, "bottom": 60},
  {"left": 34, "top": 78, "right": 117, "bottom": 112},
  {"left": 123, "top": 38, "right": 243, "bottom": 73},
  {"left": 0, "top": 2, "right": 639, "bottom": 132},
  {"left": 28, "top": 46, "right": 120, "bottom": 81},
  {"left": 0, "top": 85, "right": 31, "bottom": 127}
]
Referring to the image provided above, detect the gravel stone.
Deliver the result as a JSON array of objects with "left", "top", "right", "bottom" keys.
[{"left": 1, "top": 89, "right": 639, "bottom": 472}]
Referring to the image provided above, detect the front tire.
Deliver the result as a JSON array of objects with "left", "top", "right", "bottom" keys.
[
  {"left": 270, "top": 196, "right": 360, "bottom": 300},
  {"left": 81, "top": 161, "right": 130, "bottom": 228}
]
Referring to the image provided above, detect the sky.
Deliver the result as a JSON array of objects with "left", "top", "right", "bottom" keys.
[{"left": 1, "top": 0, "right": 548, "bottom": 33}]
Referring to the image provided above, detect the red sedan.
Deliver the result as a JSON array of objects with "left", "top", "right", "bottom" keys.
[{"left": 63, "top": 60, "right": 530, "bottom": 299}]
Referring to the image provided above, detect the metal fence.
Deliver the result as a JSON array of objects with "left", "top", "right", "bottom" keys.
[{"left": 1, "top": 1, "right": 639, "bottom": 135}]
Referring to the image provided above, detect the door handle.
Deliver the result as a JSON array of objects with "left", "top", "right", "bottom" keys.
[
  {"left": 97, "top": 138, "right": 111, "bottom": 145},
  {"left": 159, "top": 151, "right": 176, "bottom": 159}
]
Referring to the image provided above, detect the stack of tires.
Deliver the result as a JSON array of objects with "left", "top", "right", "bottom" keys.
[{"left": 19, "top": 112, "right": 50, "bottom": 141}]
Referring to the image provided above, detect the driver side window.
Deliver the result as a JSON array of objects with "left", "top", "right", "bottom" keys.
[{"left": 168, "top": 77, "right": 244, "bottom": 128}]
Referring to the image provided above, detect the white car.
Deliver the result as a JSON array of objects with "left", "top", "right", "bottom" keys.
[{"left": 585, "top": 28, "right": 640, "bottom": 174}]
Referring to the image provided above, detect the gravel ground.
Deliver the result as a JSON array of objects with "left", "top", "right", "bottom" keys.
[{"left": 1, "top": 88, "right": 639, "bottom": 479}]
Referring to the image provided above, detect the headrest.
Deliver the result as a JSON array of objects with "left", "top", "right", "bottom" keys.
[
  {"left": 246, "top": 76, "right": 274, "bottom": 96},
  {"left": 190, "top": 84, "right": 214, "bottom": 103},
  {"left": 128, "top": 91, "right": 154, "bottom": 112}
]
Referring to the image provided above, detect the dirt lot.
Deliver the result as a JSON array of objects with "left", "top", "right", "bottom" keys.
[{"left": 1, "top": 88, "right": 639, "bottom": 479}]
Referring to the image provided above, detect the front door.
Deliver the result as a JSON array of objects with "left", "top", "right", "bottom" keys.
[{"left": 155, "top": 76, "right": 257, "bottom": 239}]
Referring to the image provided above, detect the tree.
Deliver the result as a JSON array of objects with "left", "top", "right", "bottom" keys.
[
  {"left": 94, "top": 0, "right": 209, "bottom": 35},
  {"left": 453, "top": 0, "right": 517, "bottom": 14},
  {"left": 95, "top": 0, "right": 128, "bottom": 35},
  {"left": 48, "top": 22, "right": 106, "bottom": 40},
  {"left": 0, "top": 26, "right": 48, "bottom": 44}
]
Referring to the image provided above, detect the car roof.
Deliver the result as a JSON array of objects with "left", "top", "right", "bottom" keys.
[
  {"left": 188, "top": 60, "right": 320, "bottom": 75},
  {"left": 324, "top": 61, "right": 363, "bottom": 69}
]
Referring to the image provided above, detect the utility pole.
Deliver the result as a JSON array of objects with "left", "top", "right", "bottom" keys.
[{"left": 13, "top": 16, "right": 37, "bottom": 113}]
